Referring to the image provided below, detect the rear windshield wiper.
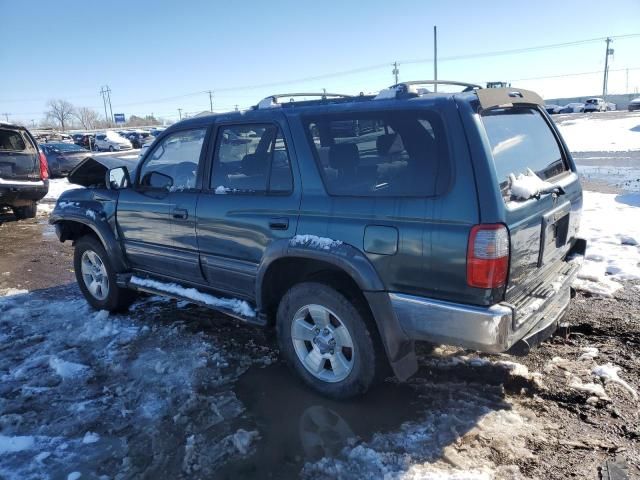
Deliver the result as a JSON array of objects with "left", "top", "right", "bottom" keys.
[{"left": 537, "top": 185, "right": 565, "bottom": 198}]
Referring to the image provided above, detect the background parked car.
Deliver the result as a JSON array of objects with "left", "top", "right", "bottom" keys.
[
  {"left": 127, "top": 131, "right": 151, "bottom": 149},
  {"left": 41, "top": 142, "right": 91, "bottom": 177},
  {"left": 544, "top": 104, "right": 563, "bottom": 114},
  {"left": 583, "top": 98, "right": 607, "bottom": 113},
  {"left": 0, "top": 123, "right": 48, "bottom": 219},
  {"left": 629, "top": 97, "right": 640, "bottom": 111},
  {"left": 559, "top": 103, "right": 584, "bottom": 113},
  {"left": 94, "top": 132, "right": 133, "bottom": 152}
]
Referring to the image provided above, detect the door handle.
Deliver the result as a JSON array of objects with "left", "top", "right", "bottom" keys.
[
  {"left": 172, "top": 208, "right": 188, "bottom": 219},
  {"left": 269, "top": 217, "right": 289, "bottom": 230}
]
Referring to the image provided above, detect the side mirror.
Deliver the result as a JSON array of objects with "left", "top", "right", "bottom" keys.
[
  {"left": 142, "top": 171, "right": 173, "bottom": 190},
  {"left": 106, "top": 166, "right": 131, "bottom": 190}
]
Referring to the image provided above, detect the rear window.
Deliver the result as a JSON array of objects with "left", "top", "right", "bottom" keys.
[
  {"left": 481, "top": 107, "right": 567, "bottom": 194},
  {"left": 304, "top": 111, "right": 449, "bottom": 197},
  {"left": 0, "top": 129, "right": 30, "bottom": 151}
]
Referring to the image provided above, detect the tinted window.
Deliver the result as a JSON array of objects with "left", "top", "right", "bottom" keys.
[
  {"left": 139, "top": 128, "right": 206, "bottom": 191},
  {"left": 304, "top": 111, "right": 448, "bottom": 197},
  {"left": 211, "top": 124, "right": 293, "bottom": 194},
  {"left": 0, "top": 129, "right": 28, "bottom": 151},
  {"left": 481, "top": 107, "right": 567, "bottom": 195}
]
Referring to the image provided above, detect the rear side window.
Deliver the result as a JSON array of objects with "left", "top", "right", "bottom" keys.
[
  {"left": 211, "top": 124, "right": 293, "bottom": 194},
  {"left": 0, "top": 129, "right": 29, "bottom": 151},
  {"left": 481, "top": 107, "right": 567, "bottom": 193},
  {"left": 305, "top": 111, "right": 449, "bottom": 197}
]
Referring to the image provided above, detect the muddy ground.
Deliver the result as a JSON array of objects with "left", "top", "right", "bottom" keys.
[{"left": 0, "top": 199, "right": 638, "bottom": 479}]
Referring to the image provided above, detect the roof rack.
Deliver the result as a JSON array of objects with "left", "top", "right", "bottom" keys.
[
  {"left": 393, "top": 80, "right": 482, "bottom": 91},
  {"left": 374, "top": 80, "right": 482, "bottom": 100},
  {"left": 256, "top": 92, "right": 353, "bottom": 109}
]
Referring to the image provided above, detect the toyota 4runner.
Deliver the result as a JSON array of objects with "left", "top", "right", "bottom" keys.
[{"left": 50, "top": 82, "right": 586, "bottom": 398}]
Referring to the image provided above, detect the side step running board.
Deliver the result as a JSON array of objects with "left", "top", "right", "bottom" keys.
[{"left": 117, "top": 273, "right": 267, "bottom": 327}]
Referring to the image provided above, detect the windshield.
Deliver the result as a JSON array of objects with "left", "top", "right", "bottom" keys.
[
  {"left": 50, "top": 143, "right": 86, "bottom": 152},
  {"left": 481, "top": 107, "right": 568, "bottom": 196}
]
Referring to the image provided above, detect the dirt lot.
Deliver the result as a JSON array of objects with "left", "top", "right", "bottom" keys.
[{"left": 0, "top": 199, "right": 638, "bottom": 479}]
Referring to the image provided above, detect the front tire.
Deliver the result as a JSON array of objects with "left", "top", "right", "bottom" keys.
[
  {"left": 74, "top": 235, "right": 135, "bottom": 311},
  {"left": 276, "top": 282, "right": 378, "bottom": 399},
  {"left": 109, "top": 145, "right": 115, "bottom": 152}
]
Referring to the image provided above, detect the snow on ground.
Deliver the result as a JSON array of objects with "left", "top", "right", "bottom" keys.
[
  {"left": 557, "top": 112, "right": 640, "bottom": 152},
  {"left": 0, "top": 290, "right": 261, "bottom": 479},
  {"left": 574, "top": 191, "right": 640, "bottom": 296},
  {"left": 43, "top": 178, "right": 82, "bottom": 203}
]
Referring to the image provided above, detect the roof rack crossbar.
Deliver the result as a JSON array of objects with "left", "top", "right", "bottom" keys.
[
  {"left": 392, "top": 80, "right": 483, "bottom": 90},
  {"left": 256, "top": 92, "right": 353, "bottom": 109}
]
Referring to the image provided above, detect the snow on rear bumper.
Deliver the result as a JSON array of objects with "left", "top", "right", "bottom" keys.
[{"left": 391, "top": 257, "right": 582, "bottom": 353}]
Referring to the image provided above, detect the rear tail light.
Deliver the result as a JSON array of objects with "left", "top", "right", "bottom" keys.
[
  {"left": 467, "top": 224, "right": 509, "bottom": 289},
  {"left": 39, "top": 150, "right": 49, "bottom": 180}
]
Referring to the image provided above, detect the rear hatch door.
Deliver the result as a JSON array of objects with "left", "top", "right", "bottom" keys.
[
  {"left": 480, "top": 105, "right": 582, "bottom": 305},
  {"left": 0, "top": 127, "right": 40, "bottom": 181}
]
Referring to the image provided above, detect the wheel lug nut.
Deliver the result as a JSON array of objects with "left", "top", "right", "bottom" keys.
[
  {"left": 329, "top": 349, "right": 334, "bottom": 355},
  {"left": 314, "top": 327, "right": 320, "bottom": 334},
  {"left": 323, "top": 328, "right": 330, "bottom": 335}
]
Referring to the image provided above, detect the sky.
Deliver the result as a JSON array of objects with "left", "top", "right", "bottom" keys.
[{"left": 1, "top": 0, "right": 639, "bottom": 125}]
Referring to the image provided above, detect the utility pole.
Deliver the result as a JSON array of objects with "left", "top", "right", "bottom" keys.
[
  {"left": 234, "top": 105, "right": 239, "bottom": 112},
  {"left": 178, "top": 108, "right": 183, "bottom": 120},
  {"left": 392, "top": 62, "right": 399, "bottom": 85},
  {"left": 1, "top": 113, "right": 9, "bottom": 122},
  {"left": 105, "top": 85, "right": 114, "bottom": 125},
  {"left": 208, "top": 90, "right": 214, "bottom": 112},
  {"left": 626, "top": 68, "right": 629, "bottom": 94},
  {"left": 602, "top": 37, "right": 613, "bottom": 101},
  {"left": 433, "top": 26, "right": 438, "bottom": 93},
  {"left": 100, "top": 87, "right": 109, "bottom": 125}
]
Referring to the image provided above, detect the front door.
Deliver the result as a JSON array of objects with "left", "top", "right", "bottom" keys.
[
  {"left": 117, "top": 127, "right": 209, "bottom": 281},
  {"left": 196, "top": 116, "right": 300, "bottom": 298}
]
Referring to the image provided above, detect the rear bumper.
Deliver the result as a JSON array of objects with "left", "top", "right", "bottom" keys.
[
  {"left": 0, "top": 180, "right": 48, "bottom": 206},
  {"left": 391, "top": 256, "right": 582, "bottom": 353}
]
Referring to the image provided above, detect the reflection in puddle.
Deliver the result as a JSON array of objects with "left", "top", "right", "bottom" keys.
[{"left": 217, "top": 363, "right": 423, "bottom": 479}]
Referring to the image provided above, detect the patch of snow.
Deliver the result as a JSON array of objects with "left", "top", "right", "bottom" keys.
[
  {"left": 507, "top": 168, "right": 553, "bottom": 200},
  {"left": 374, "top": 87, "right": 399, "bottom": 100},
  {"left": 592, "top": 363, "right": 638, "bottom": 400},
  {"left": 215, "top": 185, "right": 231, "bottom": 194},
  {"left": 231, "top": 429, "right": 259, "bottom": 455},
  {"left": 557, "top": 113, "right": 640, "bottom": 152},
  {"left": 48, "top": 357, "right": 90, "bottom": 379},
  {"left": 569, "top": 379, "right": 610, "bottom": 400},
  {"left": 34, "top": 451, "right": 51, "bottom": 462},
  {"left": 0, "top": 435, "right": 35, "bottom": 453},
  {"left": 129, "top": 276, "right": 255, "bottom": 317},
  {"left": 573, "top": 191, "right": 640, "bottom": 295},
  {"left": 82, "top": 432, "right": 100, "bottom": 444},
  {"left": 85, "top": 209, "right": 96, "bottom": 220},
  {"left": 44, "top": 178, "right": 82, "bottom": 202},
  {"left": 290, "top": 234, "right": 343, "bottom": 250},
  {"left": 0, "top": 287, "right": 28, "bottom": 297},
  {"left": 58, "top": 201, "right": 79, "bottom": 209},
  {"left": 67, "top": 472, "right": 82, "bottom": 480},
  {"left": 578, "top": 347, "right": 599, "bottom": 360}
]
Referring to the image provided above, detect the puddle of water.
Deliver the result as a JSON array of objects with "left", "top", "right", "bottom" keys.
[{"left": 217, "top": 363, "right": 424, "bottom": 479}]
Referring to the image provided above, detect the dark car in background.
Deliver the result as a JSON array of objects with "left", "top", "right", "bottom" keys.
[
  {"left": 127, "top": 131, "right": 151, "bottom": 149},
  {"left": 628, "top": 97, "right": 640, "bottom": 111},
  {"left": 0, "top": 123, "right": 49, "bottom": 219},
  {"left": 41, "top": 142, "right": 91, "bottom": 177}
]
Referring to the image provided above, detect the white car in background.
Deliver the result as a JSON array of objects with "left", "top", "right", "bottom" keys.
[
  {"left": 94, "top": 131, "right": 133, "bottom": 152},
  {"left": 583, "top": 98, "right": 607, "bottom": 113}
]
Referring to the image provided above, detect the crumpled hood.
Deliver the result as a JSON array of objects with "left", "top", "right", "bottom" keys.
[{"left": 67, "top": 156, "right": 138, "bottom": 188}]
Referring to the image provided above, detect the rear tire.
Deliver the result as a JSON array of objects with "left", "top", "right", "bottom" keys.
[
  {"left": 109, "top": 146, "right": 115, "bottom": 152},
  {"left": 13, "top": 203, "right": 37, "bottom": 220},
  {"left": 74, "top": 235, "right": 136, "bottom": 312},
  {"left": 276, "top": 282, "right": 378, "bottom": 399}
]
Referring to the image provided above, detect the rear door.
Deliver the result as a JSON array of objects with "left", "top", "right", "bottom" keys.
[
  {"left": 0, "top": 128, "right": 40, "bottom": 182},
  {"left": 195, "top": 115, "right": 300, "bottom": 298},
  {"left": 480, "top": 105, "right": 582, "bottom": 300}
]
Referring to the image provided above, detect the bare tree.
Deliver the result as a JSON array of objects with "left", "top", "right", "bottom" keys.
[
  {"left": 75, "top": 107, "right": 100, "bottom": 130},
  {"left": 45, "top": 99, "right": 75, "bottom": 131}
]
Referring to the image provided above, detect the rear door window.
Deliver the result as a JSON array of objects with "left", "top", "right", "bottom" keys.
[
  {"left": 304, "top": 111, "right": 449, "bottom": 197},
  {"left": 210, "top": 124, "right": 293, "bottom": 194},
  {"left": 481, "top": 107, "right": 567, "bottom": 195},
  {"left": 0, "top": 129, "right": 30, "bottom": 152}
]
